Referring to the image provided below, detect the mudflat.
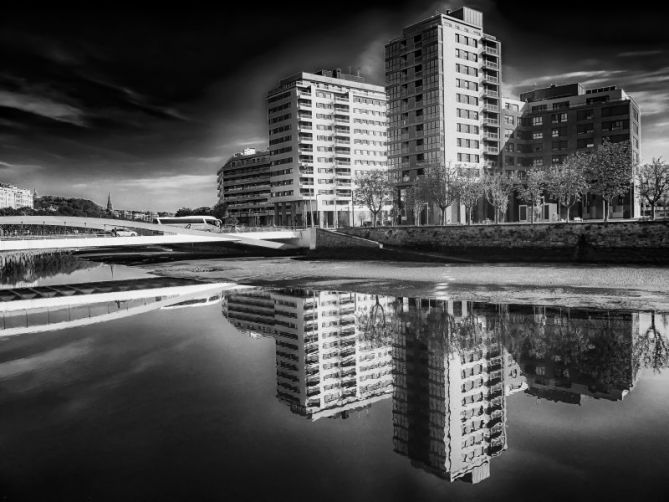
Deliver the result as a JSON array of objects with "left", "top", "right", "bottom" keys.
[{"left": 142, "top": 257, "right": 669, "bottom": 311}]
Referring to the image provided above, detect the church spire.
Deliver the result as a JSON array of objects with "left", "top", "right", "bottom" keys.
[{"left": 106, "top": 192, "right": 113, "bottom": 212}]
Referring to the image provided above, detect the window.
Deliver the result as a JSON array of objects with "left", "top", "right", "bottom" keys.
[
  {"left": 532, "top": 131, "right": 543, "bottom": 140},
  {"left": 551, "top": 112, "right": 567, "bottom": 123},
  {"left": 577, "top": 138, "right": 595, "bottom": 149},
  {"left": 577, "top": 123, "right": 594, "bottom": 135},
  {"left": 532, "top": 116, "right": 543, "bottom": 126},
  {"left": 532, "top": 104, "right": 548, "bottom": 112},
  {"left": 577, "top": 109, "right": 594, "bottom": 121}
]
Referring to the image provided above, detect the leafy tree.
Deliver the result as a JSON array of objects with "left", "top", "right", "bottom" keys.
[
  {"left": 585, "top": 139, "right": 634, "bottom": 222},
  {"left": 516, "top": 169, "right": 545, "bottom": 224},
  {"left": 636, "top": 158, "right": 669, "bottom": 220},
  {"left": 174, "top": 207, "right": 193, "bottom": 217},
  {"left": 482, "top": 172, "right": 517, "bottom": 224},
  {"left": 211, "top": 201, "right": 228, "bottom": 220},
  {"left": 454, "top": 169, "right": 484, "bottom": 225},
  {"left": 353, "top": 170, "right": 393, "bottom": 227},
  {"left": 546, "top": 153, "right": 590, "bottom": 222},
  {"left": 33, "top": 196, "right": 106, "bottom": 217},
  {"left": 192, "top": 206, "right": 212, "bottom": 216}
]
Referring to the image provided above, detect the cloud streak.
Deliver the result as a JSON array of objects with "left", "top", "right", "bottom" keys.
[{"left": 0, "top": 90, "right": 86, "bottom": 127}]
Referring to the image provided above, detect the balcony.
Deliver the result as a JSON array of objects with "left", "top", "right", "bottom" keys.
[
  {"left": 484, "top": 75, "right": 499, "bottom": 84},
  {"left": 483, "top": 117, "right": 499, "bottom": 126},
  {"left": 484, "top": 60, "right": 499, "bottom": 70},
  {"left": 483, "top": 132, "right": 499, "bottom": 140},
  {"left": 483, "top": 45, "right": 499, "bottom": 56},
  {"left": 483, "top": 89, "right": 499, "bottom": 98},
  {"left": 484, "top": 104, "right": 500, "bottom": 113}
]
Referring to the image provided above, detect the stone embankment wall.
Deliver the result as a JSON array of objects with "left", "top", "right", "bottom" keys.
[{"left": 330, "top": 221, "right": 669, "bottom": 264}]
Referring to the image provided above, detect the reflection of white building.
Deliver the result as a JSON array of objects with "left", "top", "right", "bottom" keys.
[
  {"left": 222, "top": 288, "right": 394, "bottom": 420},
  {"left": 392, "top": 298, "right": 516, "bottom": 484}
]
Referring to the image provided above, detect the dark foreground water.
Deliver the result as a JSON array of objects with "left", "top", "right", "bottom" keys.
[{"left": 0, "top": 254, "right": 668, "bottom": 501}]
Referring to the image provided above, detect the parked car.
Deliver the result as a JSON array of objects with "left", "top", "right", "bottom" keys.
[{"left": 111, "top": 228, "right": 138, "bottom": 237}]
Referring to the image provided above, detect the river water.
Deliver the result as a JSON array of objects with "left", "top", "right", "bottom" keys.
[{"left": 0, "top": 253, "right": 668, "bottom": 501}]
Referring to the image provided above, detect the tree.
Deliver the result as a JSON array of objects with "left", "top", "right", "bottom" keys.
[
  {"left": 192, "top": 206, "right": 212, "bottom": 216},
  {"left": 516, "top": 168, "right": 545, "bottom": 224},
  {"left": 174, "top": 207, "right": 193, "bottom": 217},
  {"left": 453, "top": 169, "right": 484, "bottom": 225},
  {"left": 636, "top": 158, "right": 669, "bottom": 220},
  {"left": 353, "top": 170, "right": 393, "bottom": 227},
  {"left": 211, "top": 201, "right": 229, "bottom": 221},
  {"left": 482, "top": 172, "right": 517, "bottom": 224},
  {"left": 546, "top": 153, "right": 590, "bottom": 223},
  {"left": 421, "top": 163, "right": 459, "bottom": 225},
  {"left": 585, "top": 139, "right": 635, "bottom": 222}
]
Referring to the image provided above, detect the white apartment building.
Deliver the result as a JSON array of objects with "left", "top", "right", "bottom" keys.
[
  {"left": 266, "top": 69, "right": 388, "bottom": 228},
  {"left": 385, "top": 7, "right": 502, "bottom": 224},
  {"left": 221, "top": 287, "right": 394, "bottom": 420},
  {"left": 0, "top": 183, "right": 34, "bottom": 209}
]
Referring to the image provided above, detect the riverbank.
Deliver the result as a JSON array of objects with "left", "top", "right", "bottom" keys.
[
  {"left": 138, "top": 256, "right": 669, "bottom": 312},
  {"left": 332, "top": 220, "right": 669, "bottom": 264}
]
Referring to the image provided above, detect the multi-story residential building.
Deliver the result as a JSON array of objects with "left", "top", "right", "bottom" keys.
[
  {"left": 392, "top": 298, "right": 513, "bottom": 484},
  {"left": 221, "top": 287, "right": 394, "bottom": 420},
  {"left": 386, "top": 6, "right": 501, "bottom": 224},
  {"left": 266, "top": 69, "right": 388, "bottom": 228},
  {"left": 497, "top": 305, "right": 642, "bottom": 404},
  {"left": 0, "top": 183, "right": 34, "bottom": 209},
  {"left": 501, "top": 83, "right": 641, "bottom": 220},
  {"left": 217, "top": 148, "right": 273, "bottom": 226}
]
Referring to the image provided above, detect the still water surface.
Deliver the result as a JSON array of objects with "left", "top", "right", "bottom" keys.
[{"left": 0, "top": 254, "right": 668, "bottom": 501}]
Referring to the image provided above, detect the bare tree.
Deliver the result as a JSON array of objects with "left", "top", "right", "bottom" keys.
[
  {"left": 454, "top": 169, "right": 484, "bottom": 225},
  {"left": 417, "top": 163, "right": 459, "bottom": 225},
  {"left": 353, "top": 170, "right": 393, "bottom": 227},
  {"left": 482, "top": 172, "right": 517, "bottom": 224},
  {"left": 585, "top": 139, "right": 635, "bottom": 222},
  {"left": 516, "top": 169, "right": 545, "bottom": 224},
  {"left": 546, "top": 153, "right": 590, "bottom": 222},
  {"left": 636, "top": 158, "right": 669, "bottom": 220},
  {"left": 406, "top": 181, "right": 429, "bottom": 226}
]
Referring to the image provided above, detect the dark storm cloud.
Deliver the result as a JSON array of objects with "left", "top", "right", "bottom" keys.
[{"left": 1, "top": 0, "right": 668, "bottom": 209}]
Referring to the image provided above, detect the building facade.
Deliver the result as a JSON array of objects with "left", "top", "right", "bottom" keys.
[
  {"left": 391, "top": 298, "right": 521, "bottom": 484},
  {"left": 222, "top": 287, "right": 394, "bottom": 420},
  {"left": 266, "top": 69, "right": 388, "bottom": 228},
  {"left": 217, "top": 148, "right": 273, "bottom": 226},
  {"left": 0, "top": 183, "right": 34, "bottom": 209},
  {"left": 501, "top": 83, "right": 641, "bottom": 220},
  {"left": 385, "top": 7, "right": 502, "bottom": 224}
]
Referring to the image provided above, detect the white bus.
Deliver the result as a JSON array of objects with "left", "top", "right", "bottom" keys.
[{"left": 152, "top": 215, "right": 222, "bottom": 232}]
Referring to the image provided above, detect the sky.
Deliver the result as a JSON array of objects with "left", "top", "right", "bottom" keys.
[{"left": 1, "top": 0, "right": 668, "bottom": 211}]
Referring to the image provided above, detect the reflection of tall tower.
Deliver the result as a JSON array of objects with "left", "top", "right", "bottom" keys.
[
  {"left": 221, "top": 288, "right": 395, "bottom": 420},
  {"left": 392, "top": 298, "right": 512, "bottom": 484}
]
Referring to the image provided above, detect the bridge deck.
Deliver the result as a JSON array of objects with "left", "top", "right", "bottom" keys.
[{"left": 0, "top": 216, "right": 309, "bottom": 251}]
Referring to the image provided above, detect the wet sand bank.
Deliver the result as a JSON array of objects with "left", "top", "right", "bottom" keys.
[{"left": 138, "top": 257, "right": 669, "bottom": 311}]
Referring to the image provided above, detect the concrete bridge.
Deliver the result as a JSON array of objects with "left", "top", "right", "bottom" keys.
[{"left": 0, "top": 216, "right": 313, "bottom": 251}]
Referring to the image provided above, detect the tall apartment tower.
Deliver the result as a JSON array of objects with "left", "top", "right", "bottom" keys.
[
  {"left": 386, "top": 7, "right": 502, "bottom": 224},
  {"left": 266, "top": 69, "right": 388, "bottom": 228},
  {"left": 391, "top": 298, "right": 509, "bottom": 483}
]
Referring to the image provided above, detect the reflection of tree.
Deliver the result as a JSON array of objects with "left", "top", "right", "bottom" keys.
[
  {"left": 633, "top": 312, "right": 668, "bottom": 373},
  {"left": 356, "top": 295, "right": 397, "bottom": 348},
  {"left": 0, "top": 252, "right": 97, "bottom": 285}
]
